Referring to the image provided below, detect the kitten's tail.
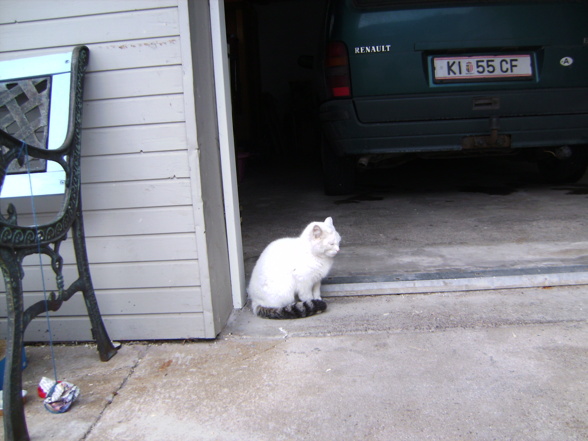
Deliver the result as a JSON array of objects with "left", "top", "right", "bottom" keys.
[{"left": 255, "top": 299, "right": 327, "bottom": 319}]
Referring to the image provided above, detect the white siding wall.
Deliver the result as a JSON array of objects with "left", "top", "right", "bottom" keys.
[{"left": 0, "top": 0, "right": 228, "bottom": 340}]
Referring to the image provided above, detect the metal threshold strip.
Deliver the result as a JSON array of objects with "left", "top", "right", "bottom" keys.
[{"left": 322, "top": 265, "right": 588, "bottom": 297}]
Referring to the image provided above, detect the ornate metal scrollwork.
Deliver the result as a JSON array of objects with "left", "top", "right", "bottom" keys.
[{"left": 0, "top": 46, "right": 118, "bottom": 441}]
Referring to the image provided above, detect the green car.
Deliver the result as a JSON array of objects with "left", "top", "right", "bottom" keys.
[{"left": 319, "top": 0, "right": 588, "bottom": 194}]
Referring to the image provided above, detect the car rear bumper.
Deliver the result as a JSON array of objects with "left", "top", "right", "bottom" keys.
[{"left": 319, "top": 89, "right": 588, "bottom": 156}]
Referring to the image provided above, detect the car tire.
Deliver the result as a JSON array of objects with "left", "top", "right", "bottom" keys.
[
  {"left": 321, "top": 139, "right": 356, "bottom": 195},
  {"left": 537, "top": 145, "right": 588, "bottom": 184}
]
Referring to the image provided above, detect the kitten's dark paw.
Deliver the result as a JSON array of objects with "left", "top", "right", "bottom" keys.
[{"left": 312, "top": 299, "right": 327, "bottom": 312}]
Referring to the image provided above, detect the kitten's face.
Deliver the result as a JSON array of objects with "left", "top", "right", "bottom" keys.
[
  {"left": 312, "top": 217, "right": 341, "bottom": 257},
  {"left": 323, "top": 232, "right": 341, "bottom": 257}
]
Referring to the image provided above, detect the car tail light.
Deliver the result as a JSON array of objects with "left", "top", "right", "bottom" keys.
[{"left": 326, "top": 41, "right": 351, "bottom": 98}]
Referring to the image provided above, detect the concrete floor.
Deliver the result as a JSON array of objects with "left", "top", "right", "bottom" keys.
[
  {"left": 3, "top": 157, "right": 588, "bottom": 441},
  {"left": 5, "top": 284, "right": 587, "bottom": 441},
  {"left": 239, "top": 156, "right": 588, "bottom": 290}
]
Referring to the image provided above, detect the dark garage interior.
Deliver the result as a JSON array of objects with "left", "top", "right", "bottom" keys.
[
  {"left": 224, "top": 0, "right": 325, "bottom": 164},
  {"left": 226, "top": 0, "right": 588, "bottom": 290}
]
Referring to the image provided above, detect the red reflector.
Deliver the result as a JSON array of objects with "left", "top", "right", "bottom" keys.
[
  {"left": 331, "top": 87, "right": 351, "bottom": 97},
  {"left": 326, "top": 41, "right": 351, "bottom": 98}
]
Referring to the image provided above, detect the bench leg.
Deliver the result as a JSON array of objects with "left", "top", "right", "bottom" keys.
[
  {"left": 82, "top": 284, "right": 118, "bottom": 362},
  {"left": 72, "top": 215, "right": 118, "bottom": 362},
  {"left": 1, "top": 250, "right": 30, "bottom": 441}
]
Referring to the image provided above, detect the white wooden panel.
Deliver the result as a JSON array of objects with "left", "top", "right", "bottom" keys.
[
  {"left": 0, "top": 0, "right": 178, "bottom": 24},
  {"left": 84, "top": 66, "right": 183, "bottom": 100},
  {"left": 103, "top": 314, "right": 207, "bottom": 340},
  {"left": 18, "top": 233, "right": 196, "bottom": 267},
  {"left": 87, "top": 234, "right": 198, "bottom": 263},
  {"left": 9, "top": 313, "right": 207, "bottom": 342},
  {"left": 14, "top": 261, "right": 199, "bottom": 292},
  {"left": 3, "top": 236, "right": 198, "bottom": 282},
  {"left": 82, "top": 123, "right": 187, "bottom": 157},
  {"left": 83, "top": 207, "right": 198, "bottom": 237},
  {"left": 82, "top": 95, "right": 185, "bottom": 128},
  {"left": 91, "top": 261, "right": 200, "bottom": 290},
  {"left": 1, "top": 287, "right": 202, "bottom": 317},
  {"left": 83, "top": 287, "right": 202, "bottom": 315},
  {"left": 96, "top": 287, "right": 203, "bottom": 314},
  {"left": 87, "top": 38, "right": 182, "bottom": 72},
  {"left": 0, "top": 0, "right": 220, "bottom": 340},
  {"left": 0, "top": 38, "right": 183, "bottom": 72},
  {"left": 5, "top": 237, "right": 199, "bottom": 287},
  {"left": 0, "top": 206, "right": 197, "bottom": 237},
  {"left": 15, "top": 233, "right": 200, "bottom": 264},
  {"left": 81, "top": 151, "right": 191, "bottom": 184},
  {"left": 82, "top": 179, "right": 193, "bottom": 210},
  {"left": 0, "top": 8, "right": 180, "bottom": 52}
]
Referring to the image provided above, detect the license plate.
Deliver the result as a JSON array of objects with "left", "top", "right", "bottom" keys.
[{"left": 433, "top": 55, "right": 533, "bottom": 82}]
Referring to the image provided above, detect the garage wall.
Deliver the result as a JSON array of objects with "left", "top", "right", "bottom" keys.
[{"left": 0, "top": 0, "right": 232, "bottom": 340}]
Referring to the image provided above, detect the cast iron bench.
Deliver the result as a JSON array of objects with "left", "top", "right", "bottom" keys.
[{"left": 0, "top": 46, "right": 118, "bottom": 441}]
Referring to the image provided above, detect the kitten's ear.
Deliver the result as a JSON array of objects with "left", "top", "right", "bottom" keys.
[
  {"left": 324, "top": 217, "right": 334, "bottom": 226},
  {"left": 313, "top": 224, "right": 323, "bottom": 238}
]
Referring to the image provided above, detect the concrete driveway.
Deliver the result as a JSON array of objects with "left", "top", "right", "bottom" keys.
[
  {"left": 4, "top": 157, "right": 587, "bottom": 440},
  {"left": 7, "top": 285, "right": 587, "bottom": 441}
]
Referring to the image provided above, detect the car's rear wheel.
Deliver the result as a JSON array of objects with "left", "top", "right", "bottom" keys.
[
  {"left": 537, "top": 145, "right": 588, "bottom": 184},
  {"left": 321, "top": 138, "right": 356, "bottom": 195}
]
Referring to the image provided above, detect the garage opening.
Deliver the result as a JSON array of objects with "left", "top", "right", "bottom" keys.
[{"left": 225, "top": 0, "right": 588, "bottom": 297}]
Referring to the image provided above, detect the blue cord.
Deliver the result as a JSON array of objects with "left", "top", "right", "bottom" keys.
[{"left": 20, "top": 141, "right": 59, "bottom": 383}]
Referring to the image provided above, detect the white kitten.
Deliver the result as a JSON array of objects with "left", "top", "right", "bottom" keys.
[{"left": 248, "top": 217, "right": 341, "bottom": 319}]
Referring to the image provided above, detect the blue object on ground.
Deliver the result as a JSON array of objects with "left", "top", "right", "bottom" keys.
[{"left": 0, "top": 348, "right": 28, "bottom": 390}]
